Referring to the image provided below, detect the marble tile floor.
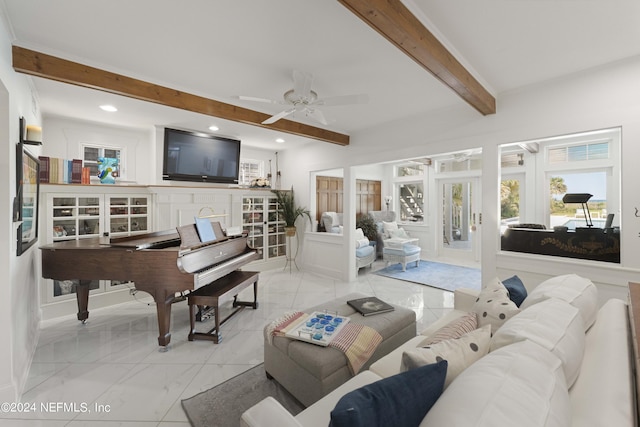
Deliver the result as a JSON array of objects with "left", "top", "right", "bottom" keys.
[{"left": 7, "top": 260, "right": 457, "bottom": 426}]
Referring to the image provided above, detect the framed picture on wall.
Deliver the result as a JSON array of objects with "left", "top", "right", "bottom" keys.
[{"left": 16, "top": 142, "right": 40, "bottom": 256}]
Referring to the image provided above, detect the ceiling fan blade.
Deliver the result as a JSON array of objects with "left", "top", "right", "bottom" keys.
[
  {"left": 313, "top": 93, "right": 369, "bottom": 107},
  {"left": 292, "top": 70, "right": 313, "bottom": 98},
  {"left": 234, "top": 95, "right": 282, "bottom": 105},
  {"left": 262, "top": 108, "right": 295, "bottom": 125}
]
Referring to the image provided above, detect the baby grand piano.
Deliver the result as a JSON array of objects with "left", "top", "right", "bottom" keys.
[{"left": 40, "top": 222, "right": 258, "bottom": 348}]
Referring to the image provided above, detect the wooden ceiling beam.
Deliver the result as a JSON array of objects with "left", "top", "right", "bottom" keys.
[
  {"left": 12, "top": 46, "right": 350, "bottom": 146},
  {"left": 338, "top": 0, "right": 496, "bottom": 115}
]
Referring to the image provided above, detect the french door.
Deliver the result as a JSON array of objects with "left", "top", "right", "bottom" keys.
[{"left": 438, "top": 177, "right": 481, "bottom": 262}]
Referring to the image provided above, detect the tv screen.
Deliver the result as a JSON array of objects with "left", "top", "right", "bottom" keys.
[{"left": 162, "top": 127, "right": 241, "bottom": 184}]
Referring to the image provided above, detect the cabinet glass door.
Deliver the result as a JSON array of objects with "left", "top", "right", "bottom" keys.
[{"left": 243, "top": 197, "right": 265, "bottom": 253}]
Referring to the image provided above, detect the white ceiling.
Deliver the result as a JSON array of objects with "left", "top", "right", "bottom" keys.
[{"left": 3, "top": 0, "right": 640, "bottom": 151}]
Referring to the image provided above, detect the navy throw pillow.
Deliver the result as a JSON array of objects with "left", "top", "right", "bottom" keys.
[
  {"left": 329, "top": 360, "right": 447, "bottom": 427},
  {"left": 502, "top": 275, "right": 527, "bottom": 307}
]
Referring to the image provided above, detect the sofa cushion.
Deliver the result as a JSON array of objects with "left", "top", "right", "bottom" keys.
[
  {"left": 422, "top": 340, "right": 571, "bottom": 427},
  {"left": 502, "top": 275, "right": 528, "bottom": 307},
  {"left": 420, "top": 311, "right": 477, "bottom": 344},
  {"left": 472, "top": 278, "right": 520, "bottom": 333},
  {"left": 329, "top": 360, "right": 447, "bottom": 427},
  {"left": 490, "top": 298, "right": 585, "bottom": 387},
  {"left": 520, "top": 273, "right": 598, "bottom": 330},
  {"left": 402, "top": 324, "right": 491, "bottom": 387},
  {"left": 355, "top": 244, "right": 374, "bottom": 258}
]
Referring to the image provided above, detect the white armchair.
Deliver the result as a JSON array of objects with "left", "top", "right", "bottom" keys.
[
  {"left": 355, "top": 228, "right": 376, "bottom": 273},
  {"left": 321, "top": 212, "right": 343, "bottom": 233}
]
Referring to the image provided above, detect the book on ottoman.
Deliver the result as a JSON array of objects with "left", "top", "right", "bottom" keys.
[{"left": 348, "top": 296, "right": 395, "bottom": 316}]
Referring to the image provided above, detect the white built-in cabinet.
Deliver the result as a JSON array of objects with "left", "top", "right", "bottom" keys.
[
  {"left": 40, "top": 185, "right": 152, "bottom": 309},
  {"left": 242, "top": 195, "right": 286, "bottom": 260}
]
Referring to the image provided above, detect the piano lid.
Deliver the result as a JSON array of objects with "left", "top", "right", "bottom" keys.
[{"left": 109, "top": 229, "right": 181, "bottom": 250}]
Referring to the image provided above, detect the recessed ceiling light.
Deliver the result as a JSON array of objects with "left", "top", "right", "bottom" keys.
[
  {"left": 99, "top": 105, "right": 117, "bottom": 112},
  {"left": 276, "top": 138, "right": 285, "bottom": 143},
  {"left": 209, "top": 125, "right": 219, "bottom": 131}
]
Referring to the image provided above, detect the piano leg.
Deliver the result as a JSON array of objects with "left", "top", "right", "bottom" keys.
[
  {"left": 154, "top": 290, "right": 175, "bottom": 349},
  {"left": 75, "top": 280, "right": 91, "bottom": 323}
]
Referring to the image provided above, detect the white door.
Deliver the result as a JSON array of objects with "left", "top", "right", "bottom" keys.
[{"left": 438, "top": 177, "right": 481, "bottom": 262}]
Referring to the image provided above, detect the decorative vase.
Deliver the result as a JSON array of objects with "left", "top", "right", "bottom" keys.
[
  {"left": 97, "top": 157, "right": 118, "bottom": 184},
  {"left": 285, "top": 226, "right": 297, "bottom": 237}
]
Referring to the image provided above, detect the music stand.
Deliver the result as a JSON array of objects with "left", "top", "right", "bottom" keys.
[{"left": 562, "top": 193, "right": 594, "bottom": 227}]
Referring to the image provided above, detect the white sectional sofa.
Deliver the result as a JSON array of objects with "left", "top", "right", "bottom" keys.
[{"left": 241, "top": 274, "right": 637, "bottom": 427}]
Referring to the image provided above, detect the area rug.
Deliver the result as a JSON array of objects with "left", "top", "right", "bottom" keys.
[
  {"left": 374, "top": 260, "right": 481, "bottom": 292},
  {"left": 181, "top": 364, "right": 305, "bottom": 427}
]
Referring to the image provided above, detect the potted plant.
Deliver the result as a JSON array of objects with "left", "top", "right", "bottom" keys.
[
  {"left": 356, "top": 214, "right": 378, "bottom": 242},
  {"left": 272, "top": 187, "right": 311, "bottom": 236}
]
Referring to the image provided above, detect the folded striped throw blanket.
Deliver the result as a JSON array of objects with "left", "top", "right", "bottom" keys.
[{"left": 266, "top": 311, "right": 383, "bottom": 375}]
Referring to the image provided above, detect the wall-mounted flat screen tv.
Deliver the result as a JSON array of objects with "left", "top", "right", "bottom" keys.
[{"left": 162, "top": 127, "right": 241, "bottom": 184}]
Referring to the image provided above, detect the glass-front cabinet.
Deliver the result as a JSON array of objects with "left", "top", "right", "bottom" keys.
[
  {"left": 242, "top": 195, "right": 285, "bottom": 261},
  {"left": 108, "top": 196, "right": 149, "bottom": 236},
  {"left": 51, "top": 196, "right": 102, "bottom": 241},
  {"left": 42, "top": 188, "right": 152, "bottom": 304}
]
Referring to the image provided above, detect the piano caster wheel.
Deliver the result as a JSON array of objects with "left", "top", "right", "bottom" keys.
[
  {"left": 158, "top": 345, "right": 170, "bottom": 353},
  {"left": 81, "top": 319, "right": 88, "bottom": 325}
]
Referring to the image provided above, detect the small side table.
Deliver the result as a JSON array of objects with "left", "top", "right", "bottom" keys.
[{"left": 188, "top": 270, "right": 259, "bottom": 344}]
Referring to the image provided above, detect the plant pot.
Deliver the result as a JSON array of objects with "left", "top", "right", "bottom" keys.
[{"left": 285, "top": 226, "right": 297, "bottom": 237}]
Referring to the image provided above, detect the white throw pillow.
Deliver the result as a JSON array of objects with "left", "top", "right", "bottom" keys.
[
  {"left": 491, "top": 298, "right": 585, "bottom": 387},
  {"left": 520, "top": 274, "right": 598, "bottom": 331},
  {"left": 402, "top": 325, "right": 491, "bottom": 388},
  {"left": 354, "top": 228, "right": 370, "bottom": 248},
  {"left": 472, "top": 278, "right": 520, "bottom": 333},
  {"left": 389, "top": 228, "right": 409, "bottom": 239},
  {"left": 382, "top": 221, "right": 398, "bottom": 238},
  {"left": 421, "top": 340, "right": 571, "bottom": 427}
]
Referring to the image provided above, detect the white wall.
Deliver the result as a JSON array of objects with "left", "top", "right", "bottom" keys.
[
  {"left": 43, "top": 116, "right": 154, "bottom": 184},
  {"left": 0, "top": 7, "right": 43, "bottom": 401},
  {"left": 281, "top": 55, "right": 640, "bottom": 286}
]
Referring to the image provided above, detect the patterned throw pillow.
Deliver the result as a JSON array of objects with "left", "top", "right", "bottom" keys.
[
  {"left": 402, "top": 325, "right": 491, "bottom": 388},
  {"left": 472, "top": 278, "right": 520, "bottom": 333},
  {"left": 420, "top": 312, "right": 478, "bottom": 345}
]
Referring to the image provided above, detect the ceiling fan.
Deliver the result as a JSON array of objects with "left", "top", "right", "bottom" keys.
[{"left": 237, "top": 70, "right": 368, "bottom": 126}]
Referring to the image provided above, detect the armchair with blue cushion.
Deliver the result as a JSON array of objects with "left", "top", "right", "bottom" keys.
[
  {"left": 321, "top": 212, "right": 343, "bottom": 233},
  {"left": 367, "top": 211, "right": 396, "bottom": 257},
  {"left": 355, "top": 228, "right": 376, "bottom": 273}
]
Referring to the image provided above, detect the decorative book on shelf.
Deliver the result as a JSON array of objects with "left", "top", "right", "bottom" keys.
[{"left": 347, "top": 296, "right": 395, "bottom": 316}]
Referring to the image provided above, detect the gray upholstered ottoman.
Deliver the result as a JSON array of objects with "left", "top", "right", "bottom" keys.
[{"left": 264, "top": 293, "right": 416, "bottom": 406}]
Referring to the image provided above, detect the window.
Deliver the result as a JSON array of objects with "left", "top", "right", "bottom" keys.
[
  {"left": 82, "top": 144, "right": 124, "bottom": 180},
  {"left": 397, "top": 182, "right": 424, "bottom": 222},
  {"left": 549, "top": 171, "right": 608, "bottom": 229},
  {"left": 499, "top": 128, "right": 620, "bottom": 263},
  {"left": 393, "top": 162, "right": 426, "bottom": 222}
]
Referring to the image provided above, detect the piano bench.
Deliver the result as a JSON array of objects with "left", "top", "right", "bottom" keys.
[{"left": 188, "top": 270, "right": 259, "bottom": 344}]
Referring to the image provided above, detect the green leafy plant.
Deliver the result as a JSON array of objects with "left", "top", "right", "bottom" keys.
[
  {"left": 356, "top": 214, "right": 378, "bottom": 242},
  {"left": 271, "top": 187, "right": 311, "bottom": 228}
]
